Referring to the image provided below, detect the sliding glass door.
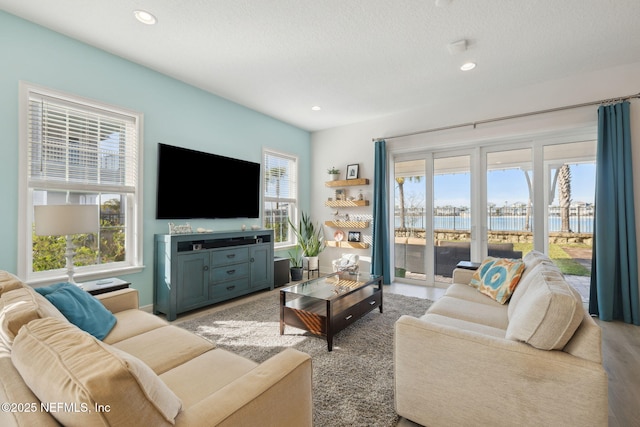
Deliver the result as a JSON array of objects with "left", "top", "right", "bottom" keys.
[
  {"left": 485, "top": 148, "right": 533, "bottom": 263},
  {"left": 392, "top": 134, "right": 596, "bottom": 288},
  {"left": 433, "top": 154, "right": 472, "bottom": 284}
]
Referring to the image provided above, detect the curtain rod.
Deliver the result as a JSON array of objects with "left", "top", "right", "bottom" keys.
[{"left": 373, "top": 91, "right": 640, "bottom": 142}]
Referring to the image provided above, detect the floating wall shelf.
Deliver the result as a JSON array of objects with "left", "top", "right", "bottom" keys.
[
  {"left": 324, "top": 221, "right": 370, "bottom": 229},
  {"left": 326, "top": 241, "right": 370, "bottom": 249},
  {"left": 325, "top": 200, "right": 369, "bottom": 208},
  {"left": 325, "top": 178, "right": 369, "bottom": 188}
]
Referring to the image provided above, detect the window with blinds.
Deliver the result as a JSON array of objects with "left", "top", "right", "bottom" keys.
[
  {"left": 263, "top": 150, "right": 298, "bottom": 247},
  {"left": 27, "top": 93, "right": 138, "bottom": 193},
  {"left": 20, "top": 83, "right": 143, "bottom": 281}
]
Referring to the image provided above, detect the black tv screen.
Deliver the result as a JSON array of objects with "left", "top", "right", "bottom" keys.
[{"left": 156, "top": 143, "right": 261, "bottom": 219}]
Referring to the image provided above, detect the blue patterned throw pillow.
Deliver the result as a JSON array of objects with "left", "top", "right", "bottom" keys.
[{"left": 469, "top": 257, "right": 525, "bottom": 304}]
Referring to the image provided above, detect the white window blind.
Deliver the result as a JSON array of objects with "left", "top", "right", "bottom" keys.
[
  {"left": 27, "top": 93, "right": 138, "bottom": 193},
  {"left": 264, "top": 151, "right": 297, "bottom": 202}
]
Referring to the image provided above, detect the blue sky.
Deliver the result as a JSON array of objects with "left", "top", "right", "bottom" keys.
[{"left": 402, "top": 163, "right": 595, "bottom": 208}]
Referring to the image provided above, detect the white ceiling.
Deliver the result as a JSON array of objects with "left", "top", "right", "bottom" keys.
[{"left": 2, "top": 0, "right": 640, "bottom": 132}]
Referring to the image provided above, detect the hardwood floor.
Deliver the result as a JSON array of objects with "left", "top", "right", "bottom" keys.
[{"left": 386, "top": 282, "right": 640, "bottom": 427}]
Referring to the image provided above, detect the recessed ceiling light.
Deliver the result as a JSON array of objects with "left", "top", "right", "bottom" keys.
[
  {"left": 133, "top": 10, "right": 157, "bottom": 25},
  {"left": 460, "top": 62, "right": 476, "bottom": 71},
  {"left": 311, "top": 106, "right": 322, "bottom": 111}
]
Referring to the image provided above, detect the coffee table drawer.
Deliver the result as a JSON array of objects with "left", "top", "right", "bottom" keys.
[{"left": 333, "top": 290, "right": 382, "bottom": 331}]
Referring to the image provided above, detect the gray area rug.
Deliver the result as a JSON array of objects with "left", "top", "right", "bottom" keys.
[{"left": 177, "top": 290, "right": 432, "bottom": 427}]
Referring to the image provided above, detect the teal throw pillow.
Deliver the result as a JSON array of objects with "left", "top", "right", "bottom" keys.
[{"left": 35, "top": 282, "right": 116, "bottom": 340}]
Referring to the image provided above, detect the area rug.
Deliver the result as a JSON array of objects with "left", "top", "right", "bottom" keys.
[{"left": 177, "top": 290, "right": 432, "bottom": 427}]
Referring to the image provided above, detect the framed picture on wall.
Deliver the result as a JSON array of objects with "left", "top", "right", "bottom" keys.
[
  {"left": 346, "top": 164, "right": 359, "bottom": 180},
  {"left": 348, "top": 231, "right": 361, "bottom": 242}
]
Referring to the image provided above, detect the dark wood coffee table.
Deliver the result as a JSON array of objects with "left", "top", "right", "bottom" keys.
[{"left": 280, "top": 271, "right": 382, "bottom": 351}]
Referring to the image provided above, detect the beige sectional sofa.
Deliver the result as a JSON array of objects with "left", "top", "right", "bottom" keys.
[
  {"left": 395, "top": 251, "right": 608, "bottom": 427},
  {"left": 0, "top": 271, "right": 313, "bottom": 426}
]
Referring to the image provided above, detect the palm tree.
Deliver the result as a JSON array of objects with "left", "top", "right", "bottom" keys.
[
  {"left": 559, "top": 164, "right": 572, "bottom": 232},
  {"left": 396, "top": 175, "right": 423, "bottom": 230}
]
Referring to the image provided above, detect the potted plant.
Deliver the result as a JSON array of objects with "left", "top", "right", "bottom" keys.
[
  {"left": 288, "top": 246, "right": 303, "bottom": 282},
  {"left": 327, "top": 166, "right": 340, "bottom": 181},
  {"left": 289, "top": 211, "right": 326, "bottom": 271}
]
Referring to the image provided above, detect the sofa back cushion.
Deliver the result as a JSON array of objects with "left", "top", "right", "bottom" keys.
[
  {"left": 0, "top": 271, "right": 26, "bottom": 297},
  {"left": 508, "top": 253, "right": 560, "bottom": 319},
  {"left": 506, "top": 267, "right": 583, "bottom": 350},
  {"left": 12, "top": 317, "right": 182, "bottom": 427},
  {"left": 0, "top": 287, "right": 66, "bottom": 355}
]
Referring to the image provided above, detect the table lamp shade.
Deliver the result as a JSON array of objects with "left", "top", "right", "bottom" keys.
[{"left": 34, "top": 205, "right": 100, "bottom": 236}]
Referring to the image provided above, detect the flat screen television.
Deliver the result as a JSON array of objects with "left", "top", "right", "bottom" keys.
[{"left": 156, "top": 143, "right": 261, "bottom": 219}]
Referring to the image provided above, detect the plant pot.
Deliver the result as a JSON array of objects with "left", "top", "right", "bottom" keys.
[
  {"left": 329, "top": 173, "right": 340, "bottom": 181},
  {"left": 290, "top": 267, "right": 303, "bottom": 282},
  {"left": 303, "top": 256, "right": 319, "bottom": 271}
]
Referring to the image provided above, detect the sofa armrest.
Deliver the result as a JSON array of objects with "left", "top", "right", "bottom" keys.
[
  {"left": 394, "top": 315, "right": 608, "bottom": 427},
  {"left": 175, "top": 348, "right": 312, "bottom": 427},
  {"left": 452, "top": 267, "right": 474, "bottom": 284},
  {"left": 94, "top": 288, "right": 139, "bottom": 313}
]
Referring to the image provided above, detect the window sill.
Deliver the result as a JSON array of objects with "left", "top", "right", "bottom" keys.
[{"left": 27, "top": 265, "right": 145, "bottom": 287}]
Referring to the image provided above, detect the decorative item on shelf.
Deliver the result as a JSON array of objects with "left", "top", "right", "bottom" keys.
[
  {"left": 34, "top": 204, "right": 99, "bottom": 284},
  {"left": 196, "top": 227, "right": 213, "bottom": 233},
  {"left": 251, "top": 225, "right": 261, "bottom": 230},
  {"left": 327, "top": 166, "right": 340, "bottom": 181},
  {"left": 241, "top": 224, "right": 246, "bottom": 231},
  {"left": 348, "top": 231, "right": 362, "bottom": 242},
  {"left": 169, "top": 223, "right": 193, "bottom": 234},
  {"left": 334, "top": 230, "right": 345, "bottom": 242},
  {"left": 346, "top": 163, "right": 359, "bottom": 180},
  {"left": 335, "top": 189, "right": 346, "bottom": 201},
  {"left": 358, "top": 189, "right": 364, "bottom": 201}
]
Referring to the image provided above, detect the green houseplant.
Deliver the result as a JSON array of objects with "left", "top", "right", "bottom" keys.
[
  {"left": 288, "top": 211, "right": 326, "bottom": 271},
  {"left": 288, "top": 246, "right": 303, "bottom": 281},
  {"left": 327, "top": 166, "right": 340, "bottom": 181}
]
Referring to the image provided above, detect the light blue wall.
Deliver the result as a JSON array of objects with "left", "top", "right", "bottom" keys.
[{"left": 0, "top": 11, "right": 310, "bottom": 305}]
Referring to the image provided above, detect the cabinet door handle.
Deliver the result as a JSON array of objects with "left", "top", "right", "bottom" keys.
[
  {"left": 345, "top": 314, "right": 353, "bottom": 320},
  {"left": 226, "top": 285, "right": 236, "bottom": 291},
  {"left": 226, "top": 254, "right": 236, "bottom": 259},
  {"left": 250, "top": 257, "right": 255, "bottom": 262},
  {"left": 226, "top": 269, "right": 236, "bottom": 275},
  {"left": 369, "top": 300, "right": 376, "bottom": 305},
  {"left": 203, "top": 266, "right": 209, "bottom": 271}
]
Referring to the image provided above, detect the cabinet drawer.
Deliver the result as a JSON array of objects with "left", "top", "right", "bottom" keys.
[
  {"left": 210, "top": 279, "right": 250, "bottom": 299},
  {"left": 211, "top": 263, "right": 249, "bottom": 283},
  {"left": 211, "top": 247, "right": 249, "bottom": 266}
]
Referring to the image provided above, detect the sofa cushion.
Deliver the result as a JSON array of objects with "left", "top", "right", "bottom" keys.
[
  {"left": 469, "top": 257, "right": 525, "bottom": 304},
  {"left": 111, "top": 325, "right": 215, "bottom": 375},
  {"left": 103, "top": 308, "right": 169, "bottom": 344},
  {"left": 0, "top": 287, "right": 66, "bottom": 355},
  {"left": 12, "top": 317, "right": 182, "bottom": 427},
  {"left": 506, "top": 268, "right": 583, "bottom": 350},
  {"left": 508, "top": 261, "right": 560, "bottom": 319},
  {"left": 427, "top": 295, "right": 509, "bottom": 330},
  {"left": 35, "top": 282, "right": 116, "bottom": 340},
  {"left": 522, "top": 249, "right": 551, "bottom": 269},
  {"left": 0, "top": 271, "right": 25, "bottom": 296},
  {"left": 160, "top": 348, "right": 258, "bottom": 408}
]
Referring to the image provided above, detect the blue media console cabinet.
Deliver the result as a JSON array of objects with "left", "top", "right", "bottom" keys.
[{"left": 154, "top": 229, "right": 274, "bottom": 321}]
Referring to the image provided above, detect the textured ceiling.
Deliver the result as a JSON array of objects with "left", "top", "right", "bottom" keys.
[{"left": 2, "top": 0, "right": 640, "bottom": 131}]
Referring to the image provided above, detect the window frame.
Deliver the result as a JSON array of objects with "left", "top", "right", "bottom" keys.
[
  {"left": 263, "top": 148, "right": 298, "bottom": 249},
  {"left": 18, "top": 82, "right": 144, "bottom": 284}
]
